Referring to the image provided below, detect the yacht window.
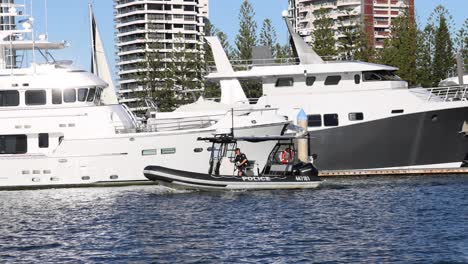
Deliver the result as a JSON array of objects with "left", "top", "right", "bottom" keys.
[
  {"left": 94, "top": 88, "right": 102, "bottom": 104},
  {"left": 87, "top": 88, "right": 96, "bottom": 102},
  {"left": 38, "top": 133, "right": 49, "bottom": 148},
  {"left": 324, "top": 114, "right": 339, "bottom": 126},
  {"left": 275, "top": 78, "right": 294, "bottom": 87},
  {"left": 354, "top": 74, "right": 361, "bottom": 84},
  {"left": 391, "top": 109, "right": 404, "bottom": 114},
  {"left": 307, "top": 115, "right": 322, "bottom": 127},
  {"left": 0, "top": 90, "right": 19, "bottom": 107},
  {"left": 306, "top": 77, "right": 316, "bottom": 86},
  {"left": 0, "top": 135, "right": 27, "bottom": 154},
  {"left": 78, "top": 88, "right": 89, "bottom": 102},
  {"left": 349, "top": 112, "right": 364, "bottom": 121},
  {"left": 161, "top": 148, "right": 176, "bottom": 155},
  {"left": 324, "top": 76, "right": 342, "bottom": 86},
  {"left": 363, "top": 70, "right": 402, "bottom": 81},
  {"left": 64, "top": 89, "right": 76, "bottom": 103},
  {"left": 52, "top": 89, "right": 62, "bottom": 104},
  {"left": 25, "top": 90, "right": 46, "bottom": 105}
]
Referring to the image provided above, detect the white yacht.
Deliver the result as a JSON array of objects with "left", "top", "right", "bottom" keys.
[
  {"left": 0, "top": 3, "right": 288, "bottom": 189},
  {"left": 207, "top": 13, "right": 468, "bottom": 171}
]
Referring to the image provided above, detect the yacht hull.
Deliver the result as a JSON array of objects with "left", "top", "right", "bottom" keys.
[
  {"left": 310, "top": 106, "right": 468, "bottom": 170},
  {"left": 0, "top": 123, "right": 286, "bottom": 189}
]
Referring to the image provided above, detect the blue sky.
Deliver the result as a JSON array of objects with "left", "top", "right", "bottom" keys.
[{"left": 31, "top": 0, "right": 467, "bottom": 74}]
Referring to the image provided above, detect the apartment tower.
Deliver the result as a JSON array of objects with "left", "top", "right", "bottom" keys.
[
  {"left": 114, "top": 0, "right": 209, "bottom": 110},
  {"left": 288, "top": 0, "right": 414, "bottom": 50}
]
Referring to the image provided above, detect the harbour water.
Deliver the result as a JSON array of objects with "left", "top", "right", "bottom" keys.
[{"left": 1, "top": 175, "right": 467, "bottom": 263}]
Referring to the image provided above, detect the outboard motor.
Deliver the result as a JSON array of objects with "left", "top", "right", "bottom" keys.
[{"left": 293, "top": 162, "right": 319, "bottom": 177}]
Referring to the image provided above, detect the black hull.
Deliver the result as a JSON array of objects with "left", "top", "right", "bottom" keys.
[
  {"left": 144, "top": 166, "right": 321, "bottom": 191},
  {"left": 310, "top": 107, "right": 468, "bottom": 170}
]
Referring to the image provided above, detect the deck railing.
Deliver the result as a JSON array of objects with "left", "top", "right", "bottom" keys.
[
  {"left": 139, "top": 108, "right": 279, "bottom": 133},
  {"left": 426, "top": 85, "right": 468, "bottom": 102}
]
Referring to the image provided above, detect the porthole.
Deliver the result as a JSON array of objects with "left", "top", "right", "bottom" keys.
[
  {"left": 110, "top": 175, "right": 119, "bottom": 180},
  {"left": 50, "top": 177, "right": 60, "bottom": 182},
  {"left": 207, "top": 147, "right": 213, "bottom": 152},
  {"left": 431, "top": 115, "right": 438, "bottom": 122},
  {"left": 32, "top": 178, "right": 40, "bottom": 182},
  {"left": 194, "top": 148, "right": 203, "bottom": 153},
  {"left": 82, "top": 176, "right": 90, "bottom": 181},
  {"left": 251, "top": 120, "right": 257, "bottom": 124}
]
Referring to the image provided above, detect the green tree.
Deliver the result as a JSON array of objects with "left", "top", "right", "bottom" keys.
[
  {"left": 136, "top": 42, "right": 177, "bottom": 112},
  {"left": 217, "top": 31, "right": 233, "bottom": 59},
  {"left": 234, "top": 0, "right": 261, "bottom": 100},
  {"left": 311, "top": 8, "right": 336, "bottom": 58},
  {"left": 380, "top": 12, "right": 418, "bottom": 86},
  {"left": 234, "top": 0, "right": 257, "bottom": 61},
  {"left": 430, "top": 5, "right": 455, "bottom": 85},
  {"left": 259, "top": 18, "right": 277, "bottom": 57},
  {"left": 416, "top": 25, "right": 436, "bottom": 87},
  {"left": 455, "top": 19, "right": 468, "bottom": 68},
  {"left": 346, "top": 17, "right": 376, "bottom": 62},
  {"left": 167, "top": 34, "right": 204, "bottom": 105}
]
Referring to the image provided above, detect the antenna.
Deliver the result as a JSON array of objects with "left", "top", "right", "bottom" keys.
[
  {"left": 44, "top": 0, "right": 48, "bottom": 40},
  {"left": 30, "top": 0, "right": 36, "bottom": 73}
]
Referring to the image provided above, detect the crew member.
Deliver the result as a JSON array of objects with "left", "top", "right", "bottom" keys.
[{"left": 234, "top": 148, "right": 249, "bottom": 176}]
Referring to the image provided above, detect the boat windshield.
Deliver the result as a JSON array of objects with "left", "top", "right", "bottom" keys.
[{"left": 363, "top": 70, "right": 402, "bottom": 82}]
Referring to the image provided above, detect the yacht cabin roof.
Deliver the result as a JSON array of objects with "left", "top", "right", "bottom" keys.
[
  {"left": 0, "top": 63, "right": 108, "bottom": 90},
  {"left": 207, "top": 61, "right": 399, "bottom": 81}
]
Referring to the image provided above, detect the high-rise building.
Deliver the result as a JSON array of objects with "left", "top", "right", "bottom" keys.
[
  {"left": 114, "top": 0, "right": 209, "bottom": 111},
  {"left": 288, "top": 0, "right": 414, "bottom": 50}
]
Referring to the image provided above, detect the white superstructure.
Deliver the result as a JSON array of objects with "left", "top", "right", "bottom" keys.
[
  {"left": 207, "top": 14, "right": 468, "bottom": 171},
  {"left": 0, "top": 2, "right": 288, "bottom": 189}
]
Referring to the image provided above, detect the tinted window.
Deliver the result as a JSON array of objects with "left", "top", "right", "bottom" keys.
[
  {"left": 52, "top": 89, "right": 62, "bottom": 104},
  {"left": 38, "top": 133, "right": 49, "bottom": 148},
  {"left": 307, "top": 114, "right": 322, "bottom": 127},
  {"left": 78, "top": 88, "right": 88, "bottom": 102},
  {"left": 354, "top": 74, "right": 361, "bottom": 84},
  {"left": 349, "top": 112, "right": 364, "bottom": 121},
  {"left": 363, "top": 71, "right": 402, "bottom": 81},
  {"left": 0, "top": 135, "right": 27, "bottom": 154},
  {"left": 275, "top": 78, "right": 294, "bottom": 87},
  {"left": 25, "top": 90, "right": 46, "bottom": 105},
  {"left": 306, "top": 77, "right": 316, "bottom": 86},
  {"left": 0, "top": 90, "right": 19, "bottom": 107},
  {"left": 64, "top": 89, "right": 76, "bottom": 103},
  {"left": 87, "top": 88, "right": 96, "bottom": 102},
  {"left": 324, "top": 76, "right": 341, "bottom": 85},
  {"left": 324, "top": 114, "right": 339, "bottom": 126}
]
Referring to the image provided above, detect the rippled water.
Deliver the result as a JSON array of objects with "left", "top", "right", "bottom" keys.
[{"left": 1, "top": 175, "right": 468, "bottom": 263}]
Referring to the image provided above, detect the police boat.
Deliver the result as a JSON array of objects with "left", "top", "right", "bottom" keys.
[{"left": 143, "top": 134, "right": 321, "bottom": 191}]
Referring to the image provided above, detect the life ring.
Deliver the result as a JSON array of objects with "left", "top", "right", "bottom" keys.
[{"left": 281, "top": 149, "right": 294, "bottom": 164}]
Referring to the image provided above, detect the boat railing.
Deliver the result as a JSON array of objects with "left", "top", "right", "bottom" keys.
[
  {"left": 136, "top": 107, "right": 280, "bottom": 133},
  {"left": 425, "top": 85, "right": 468, "bottom": 102},
  {"left": 207, "top": 57, "right": 300, "bottom": 73}
]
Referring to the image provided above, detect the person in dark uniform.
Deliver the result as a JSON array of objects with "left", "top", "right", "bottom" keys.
[{"left": 234, "top": 148, "right": 248, "bottom": 176}]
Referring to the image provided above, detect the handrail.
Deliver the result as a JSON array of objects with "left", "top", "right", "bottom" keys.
[{"left": 426, "top": 85, "right": 468, "bottom": 102}]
